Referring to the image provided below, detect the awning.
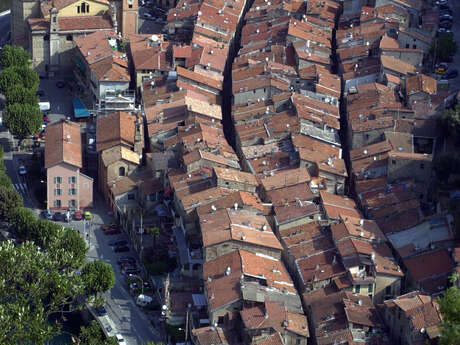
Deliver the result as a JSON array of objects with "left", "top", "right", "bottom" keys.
[
  {"left": 192, "top": 294, "right": 207, "bottom": 307},
  {"left": 154, "top": 204, "right": 168, "bottom": 217},
  {"left": 73, "top": 98, "right": 90, "bottom": 119}
]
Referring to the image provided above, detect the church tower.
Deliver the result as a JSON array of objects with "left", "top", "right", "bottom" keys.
[
  {"left": 112, "top": 0, "right": 138, "bottom": 37},
  {"left": 11, "top": 0, "right": 41, "bottom": 48}
]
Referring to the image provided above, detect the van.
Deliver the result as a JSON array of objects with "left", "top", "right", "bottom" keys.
[
  {"left": 39, "top": 102, "right": 51, "bottom": 111},
  {"left": 136, "top": 294, "right": 152, "bottom": 307}
]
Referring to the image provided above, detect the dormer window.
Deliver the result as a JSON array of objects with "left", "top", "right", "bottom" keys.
[{"left": 78, "top": 2, "right": 89, "bottom": 14}]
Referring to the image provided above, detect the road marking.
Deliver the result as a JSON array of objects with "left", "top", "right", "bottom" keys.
[{"left": 21, "top": 183, "right": 27, "bottom": 194}]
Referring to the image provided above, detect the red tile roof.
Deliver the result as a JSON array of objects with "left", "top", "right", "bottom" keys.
[{"left": 45, "top": 120, "right": 82, "bottom": 168}]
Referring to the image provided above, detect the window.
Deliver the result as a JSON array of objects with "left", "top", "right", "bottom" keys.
[
  {"left": 44, "top": 34, "right": 50, "bottom": 41},
  {"left": 412, "top": 44, "right": 416, "bottom": 49},
  {"left": 54, "top": 188, "right": 62, "bottom": 196},
  {"left": 405, "top": 43, "right": 409, "bottom": 48},
  {"left": 54, "top": 176, "right": 62, "bottom": 184},
  {"left": 66, "top": 34, "right": 73, "bottom": 41},
  {"left": 368, "top": 284, "right": 373, "bottom": 293},
  {"left": 52, "top": 16, "right": 56, "bottom": 23},
  {"left": 149, "top": 193, "right": 157, "bottom": 202},
  {"left": 385, "top": 285, "right": 392, "bottom": 295},
  {"left": 359, "top": 265, "right": 364, "bottom": 271},
  {"left": 128, "top": 194, "right": 135, "bottom": 200},
  {"left": 69, "top": 199, "right": 76, "bottom": 208},
  {"left": 119, "top": 166, "right": 126, "bottom": 176},
  {"left": 80, "top": 2, "right": 89, "bottom": 13},
  {"left": 354, "top": 285, "right": 360, "bottom": 293},
  {"left": 53, "top": 200, "right": 61, "bottom": 207},
  {"left": 68, "top": 188, "right": 77, "bottom": 195},
  {"left": 296, "top": 339, "right": 301, "bottom": 345},
  {"left": 392, "top": 159, "right": 396, "bottom": 165},
  {"left": 69, "top": 176, "right": 77, "bottom": 184},
  {"left": 420, "top": 163, "right": 424, "bottom": 169},
  {"left": 217, "top": 316, "right": 224, "bottom": 324}
]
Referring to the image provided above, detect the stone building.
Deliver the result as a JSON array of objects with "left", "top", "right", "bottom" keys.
[{"left": 11, "top": 0, "right": 138, "bottom": 76}]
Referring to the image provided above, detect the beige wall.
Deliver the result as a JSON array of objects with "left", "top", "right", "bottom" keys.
[
  {"left": 276, "top": 213, "right": 321, "bottom": 231},
  {"left": 45, "top": 0, "right": 109, "bottom": 18},
  {"left": 387, "top": 157, "right": 432, "bottom": 185},
  {"left": 47, "top": 163, "right": 81, "bottom": 210},
  {"left": 79, "top": 173, "right": 94, "bottom": 209},
  {"left": 204, "top": 241, "right": 282, "bottom": 262},
  {"left": 375, "top": 274, "right": 401, "bottom": 304}
]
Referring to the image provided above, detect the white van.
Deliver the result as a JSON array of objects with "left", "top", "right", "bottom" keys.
[
  {"left": 136, "top": 294, "right": 152, "bottom": 307},
  {"left": 39, "top": 102, "right": 50, "bottom": 111}
]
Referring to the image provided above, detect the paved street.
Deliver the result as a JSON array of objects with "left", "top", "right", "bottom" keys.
[
  {"left": 0, "top": 10, "right": 10, "bottom": 47},
  {"left": 138, "top": 6, "right": 165, "bottom": 34},
  {"left": 56, "top": 196, "right": 163, "bottom": 345},
  {"left": 38, "top": 78, "right": 75, "bottom": 122},
  {"left": 448, "top": 0, "right": 460, "bottom": 91}
]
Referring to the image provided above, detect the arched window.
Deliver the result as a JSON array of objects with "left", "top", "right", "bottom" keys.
[
  {"left": 119, "top": 166, "right": 126, "bottom": 176},
  {"left": 79, "top": 2, "right": 89, "bottom": 13}
]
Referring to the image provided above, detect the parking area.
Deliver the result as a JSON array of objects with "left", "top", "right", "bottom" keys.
[{"left": 37, "top": 78, "right": 75, "bottom": 123}]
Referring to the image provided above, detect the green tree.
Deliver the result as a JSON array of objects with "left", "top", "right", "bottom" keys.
[
  {"left": 4, "top": 103, "right": 42, "bottom": 140},
  {"left": 434, "top": 152, "right": 460, "bottom": 184},
  {"left": 438, "top": 275, "right": 460, "bottom": 345},
  {"left": 142, "top": 342, "right": 164, "bottom": 345},
  {"left": 0, "top": 186, "right": 22, "bottom": 221},
  {"left": 0, "top": 45, "right": 30, "bottom": 69},
  {"left": 8, "top": 207, "right": 36, "bottom": 240},
  {"left": 0, "top": 240, "right": 85, "bottom": 345},
  {"left": 12, "top": 65, "right": 40, "bottom": 91},
  {"left": 81, "top": 260, "right": 115, "bottom": 297},
  {"left": 78, "top": 321, "right": 118, "bottom": 345},
  {"left": 439, "top": 105, "right": 460, "bottom": 143},
  {"left": 5, "top": 84, "right": 38, "bottom": 105},
  {"left": 431, "top": 35, "right": 458, "bottom": 63},
  {"left": 50, "top": 227, "right": 88, "bottom": 271},
  {"left": 0, "top": 171, "right": 12, "bottom": 188},
  {"left": 0, "top": 67, "right": 22, "bottom": 94}
]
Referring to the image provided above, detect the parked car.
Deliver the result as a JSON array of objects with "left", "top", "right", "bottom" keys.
[
  {"left": 439, "top": 4, "right": 450, "bottom": 10},
  {"left": 439, "top": 21, "right": 453, "bottom": 29},
  {"left": 143, "top": 12, "right": 154, "bottom": 19},
  {"left": 109, "top": 240, "right": 128, "bottom": 247},
  {"left": 18, "top": 165, "right": 27, "bottom": 175},
  {"left": 36, "top": 90, "right": 45, "bottom": 97},
  {"left": 52, "top": 212, "right": 64, "bottom": 221},
  {"left": 437, "top": 28, "right": 452, "bottom": 36},
  {"left": 439, "top": 14, "right": 453, "bottom": 21},
  {"left": 435, "top": 0, "right": 448, "bottom": 5},
  {"left": 55, "top": 80, "right": 65, "bottom": 88},
  {"left": 439, "top": 8, "right": 452, "bottom": 15},
  {"left": 95, "top": 305, "right": 107, "bottom": 316},
  {"left": 84, "top": 211, "right": 92, "bottom": 220},
  {"left": 117, "top": 256, "right": 136, "bottom": 265},
  {"left": 115, "top": 334, "right": 127, "bottom": 345},
  {"left": 114, "top": 245, "right": 130, "bottom": 253},
  {"left": 444, "top": 69, "right": 458, "bottom": 79},
  {"left": 41, "top": 210, "right": 53, "bottom": 219},
  {"left": 105, "top": 228, "right": 122, "bottom": 235},
  {"left": 73, "top": 210, "right": 83, "bottom": 220},
  {"left": 123, "top": 266, "right": 141, "bottom": 275}
]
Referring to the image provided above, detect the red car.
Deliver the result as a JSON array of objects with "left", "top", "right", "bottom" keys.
[
  {"left": 73, "top": 211, "right": 83, "bottom": 220},
  {"left": 105, "top": 228, "right": 121, "bottom": 235}
]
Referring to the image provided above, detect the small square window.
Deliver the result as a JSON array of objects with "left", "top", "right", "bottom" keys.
[
  {"left": 53, "top": 200, "right": 61, "bottom": 207},
  {"left": 128, "top": 194, "right": 135, "bottom": 200},
  {"left": 69, "top": 176, "right": 77, "bottom": 184},
  {"left": 354, "top": 285, "right": 360, "bottom": 293},
  {"left": 54, "top": 188, "right": 62, "bottom": 196}
]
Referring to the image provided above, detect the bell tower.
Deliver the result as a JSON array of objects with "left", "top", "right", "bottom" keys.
[
  {"left": 112, "top": 0, "right": 138, "bottom": 36},
  {"left": 11, "top": 0, "right": 41, "bottom": 49}
]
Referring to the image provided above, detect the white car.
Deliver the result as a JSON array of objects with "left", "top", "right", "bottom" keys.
[{"left": 115, "top": 334, "right": 127, "bottom": 345}]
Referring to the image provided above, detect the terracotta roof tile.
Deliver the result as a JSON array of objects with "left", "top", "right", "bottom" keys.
[
  {"left": 403, "top": 249, "right": 454, "bottom": 282},
  {"left": 405, "top": 74, "right": 437, "bottom": 96},
  {"left": 59, "top": 15, "right": 112, "bottom": 31},
  {"left": 45, "top": 120, "right": 82, "bottom": 168},
  {"left": 192, "top": 326, "right": 230, "bottom": 345},
  {"left": 260, "top": 167, "right": 311, "bottom": 192},
  {"left": 381, "top": 55, "right": 417, "bottom": 75},
  {"left": 96, "top": 111, "right": 137, "bottom": 152}
]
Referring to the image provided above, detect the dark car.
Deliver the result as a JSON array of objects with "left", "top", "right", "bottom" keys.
[
  {"left": 36, "top": 90, "right": 45, "bottom": 97},
  {"left": 114, "top": 245, "right": 130, "bottom": 253},
  {"left": 53, "top": 212, "right": 65, "bottom": 221},
  {"left": 439, "top": 4, "right": 450, "bottom": 10},
  {"left": 440, "top": 8, "right": 452, "bottom": 15},
  {"left": 117, "top": 256, "right": 136, "bottom": 265},
  {"left": 444, "top": 69, "right": 458, "bottom": 79},
  {"left": 55, "top": 80, "right": 65, "bottom": 88},
  {"left": 41, "top": 210, "right": 53, "bottom": 220},
  {"left": 439, "top": 21, "right": 452, "bottom": 29},
  {"left": 121, "top": 261, "right": 137, "bottom": 269},
  {"left": 105, "top": 228, "right": 122, "bottom": 235},
  {"left": 109, "top": 240, "right": 128, "bottom": 247},
  {"left": 122, "top": 267, "right": 141, "bottom": 275},
  {"left": 95, "top": 305, "right": 107, "bottom": 316}
]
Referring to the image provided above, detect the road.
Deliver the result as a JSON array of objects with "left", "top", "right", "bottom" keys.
[
  {"left": 0, "top": 10, "right": 10, "bottom": 47},
  {"left": 58, "top": 196, "right": 163, "bottom": 345},
  {"left": 138, "top": 6, "right": 166, "bottom": 34},
  {"left": 448, "top": 0, "right": 460, "bottom": 91}
]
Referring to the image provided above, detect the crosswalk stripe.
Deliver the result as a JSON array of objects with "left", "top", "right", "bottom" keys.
[
  {"left": 21, "top": 183, "right": 27, "bottom": 194},
  {"left": 14, "top": 183, "right": 20, "bottom": 191}
]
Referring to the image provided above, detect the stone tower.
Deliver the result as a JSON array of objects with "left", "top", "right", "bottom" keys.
[
  {"left": 112, "top": 0, "right": 138, "bottom": 36},
  {"left": 11, "top": 0, "right": 41, "bottom": 49}
]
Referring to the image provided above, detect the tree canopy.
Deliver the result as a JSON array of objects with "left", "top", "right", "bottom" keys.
[
  {"left": 11, "top": 65, "right": 40, "bottom": 91},
  {"left": 438, "top": 275, "right": 460, "bottom": 345},
  {"left": 5, "top": 84, "right": 38, "bottom": 105},
  {"left": 431, "top": 35, "right": 458, "bottom": 63},
  {"left": 0, "top": 45, "right": 30, "bottom": 69},
  {"left": 0, "top": 185, "right": 23, "bottom": 221},
  {"left": 4, "top": 103, "right": 42, "bottom": 139},
  {"left": 80, "top": 260, "right": 115, "bottom": 297},
  {"left": 78, "top": 321, "right": 118, "bottom": 345},
  {"left": 0, "top": 67, "right": 22, "bottom": 94}
]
